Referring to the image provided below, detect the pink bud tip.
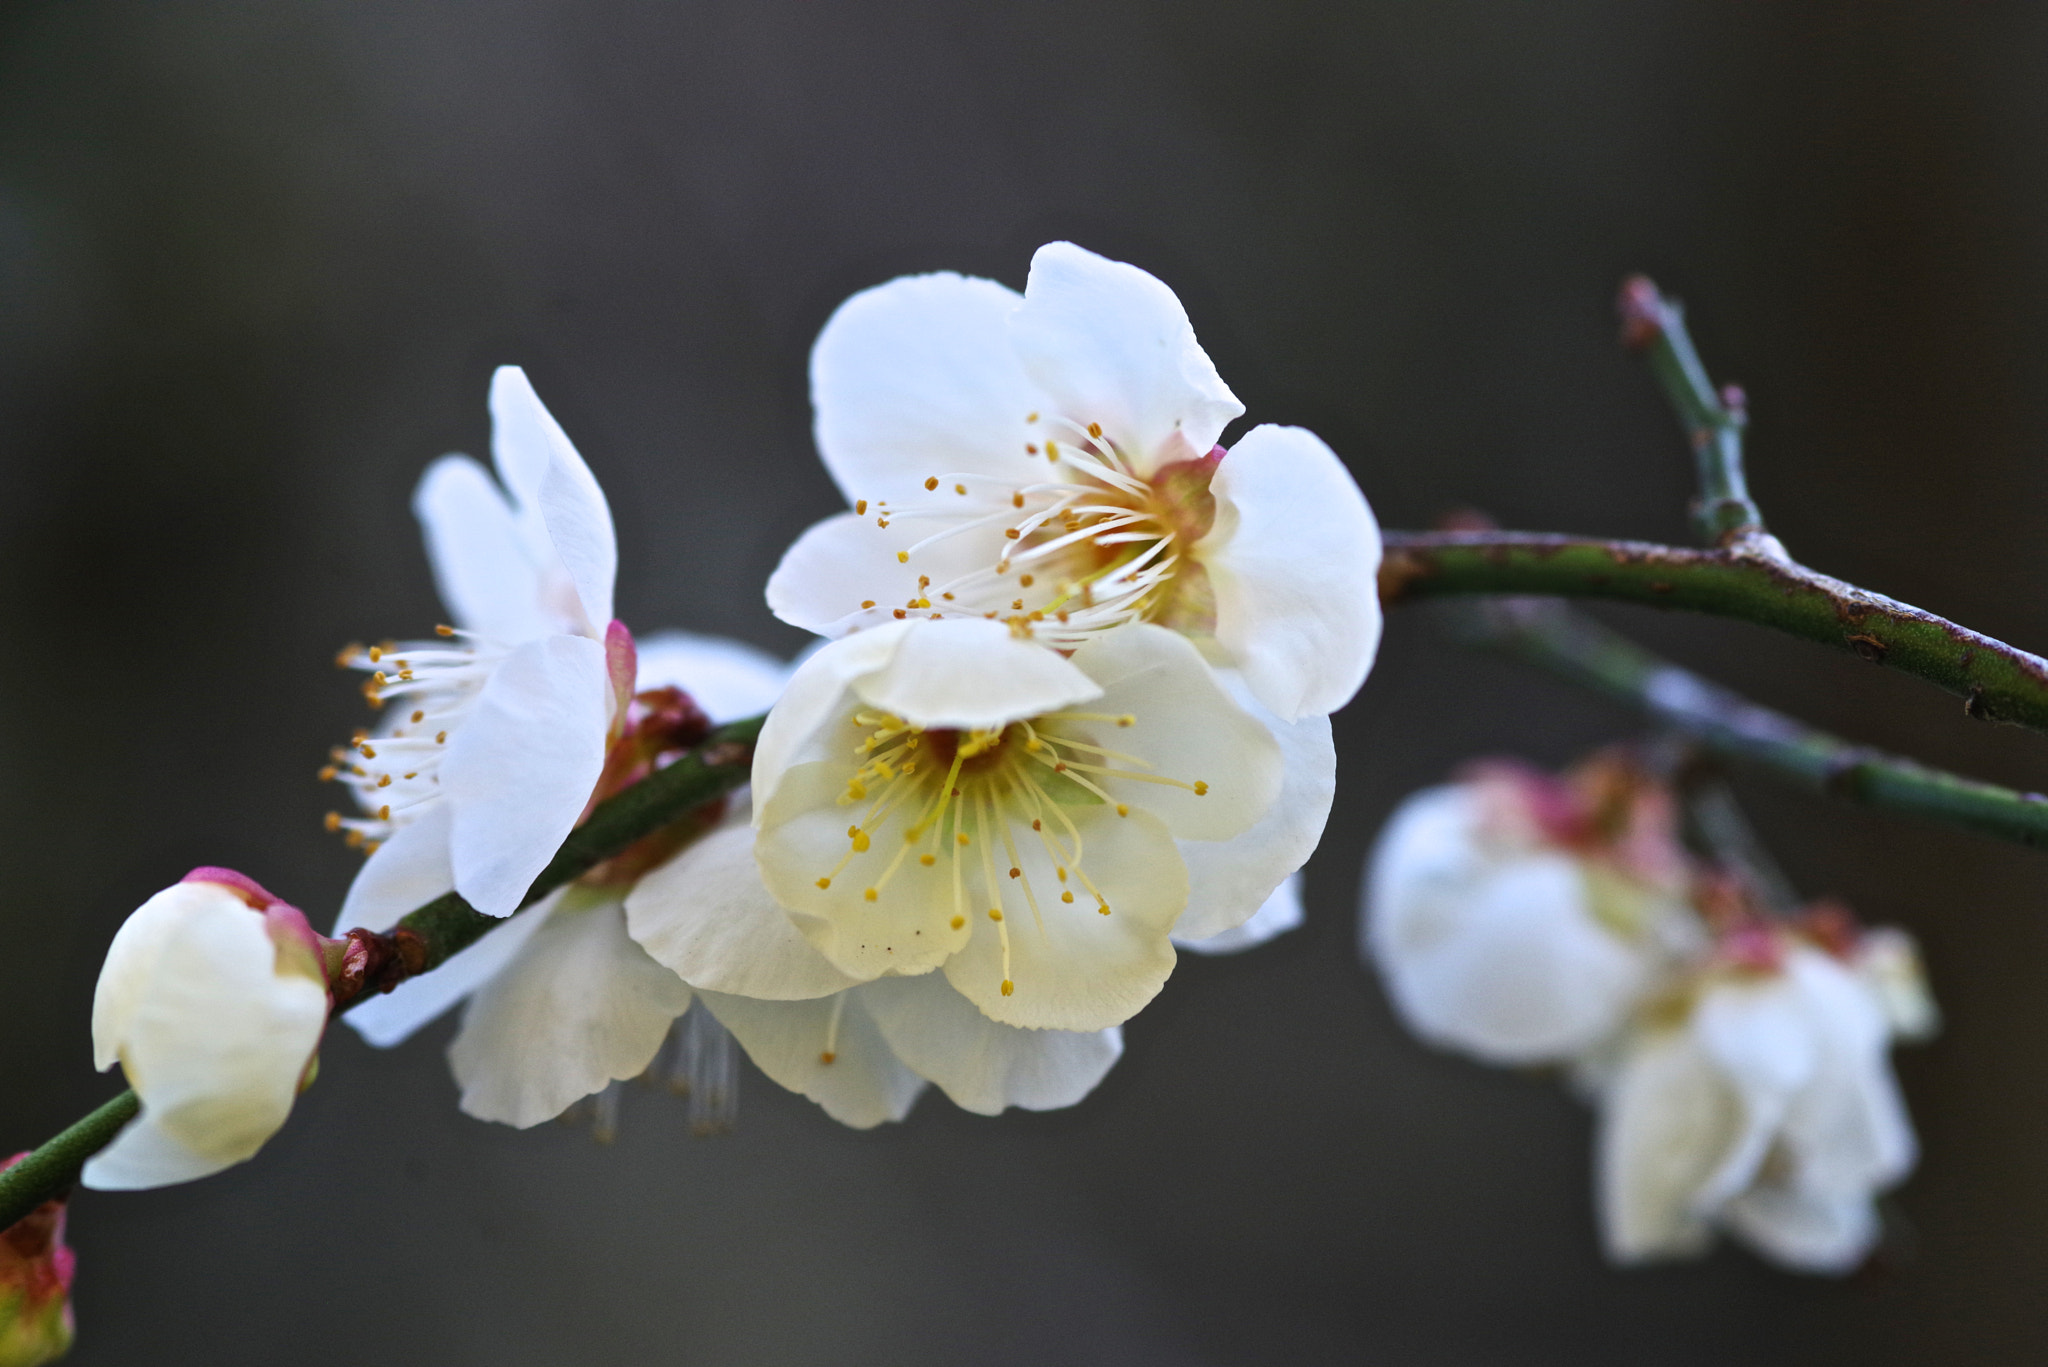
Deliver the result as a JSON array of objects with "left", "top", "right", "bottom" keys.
[
  {"left": 181, "top": 866, "right": 286, "bottom": 911},
  {"left": 1616, "top": 274, "right": 1665, "bottom": 351}
]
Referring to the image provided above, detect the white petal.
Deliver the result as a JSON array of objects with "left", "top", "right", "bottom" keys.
[
  {"left": 765, "top": 510, "right": 1006, "bottom": 639},
  {"left": 750, "top": 626, "right": 907, "bottom": 814},
  {"left": 1364, "top": 788, "right": 1656, "bottom": 1065},
  {"left": 343, "top": 895, "right": 556, "bottom": 1048},
  {"left": 754, "top": 761, "right": 971, "bottom": 981},
  {"left": 1687, "top": 976, "right": 1817, "bottom": 1212},
  {"left": 1064, "top": 625, "right": 1282, "bottom": 842},
  {"left": 858, "top": 973, "right": 1122, "bottom": 1115},
  {"left": 448, "top": 891, "right": 694, "bottom": 1128},
  {"left": 630, "top": 630, "right": 790, "bottom": 724},
  {"left": 1175, "top": 872, "right": 1303, "bottom": 955},
  {"left": 942, "top": 804, "right": 1187, "bottom": 1031},
  {"left": 810, "top": 271, "right": 1048, "bottom": 505},
  {"left": 1773, "top": 948, "right": 1917, "bottom": 1194},
  {"left": 1596, "top": 1025, "right": 1744, "bottom": 1263},
  {"left": 1722, "top": 1186, "right": 1880, "bottom": 1275},
  {"left": 696, "top": 989, "right": 927, "bottom": 1129},
  {"left": 625, "top": 821, "right": 864, "bottom": 1000},
  {"left": 443, "top": 634, "right": 611, "bottom": 917},
  {"left": 412, "top": 454, "right": 553, "bottom": 643},
  {"left": 490, "top": 367, "right": 615, "bottom": 635},
  {"left": 1201, "top": 424, "right": 1383, "bottom": 722},
  {"left": 1171, "top": 673, "right": 1331, "bottom": 939},
  {"left": 333, "top": 800, "right": 456, "bottom": 935},
  {"left": 1009, "top": 242, "right": 1243, "bottom": 475},
  {"left": 81, "top": 1110, "right": 230, "bottom": 1191},
  {"left": 848, "top": 618, "right": 1102, "bottom": 731},
  {"left": 1852, "top": 926, "right": 1940, "bottom": 1042}
]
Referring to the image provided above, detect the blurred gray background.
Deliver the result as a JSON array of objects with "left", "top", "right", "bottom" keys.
[{"left": 3, "top": 2, "right": 2045, "bottom": 1362}]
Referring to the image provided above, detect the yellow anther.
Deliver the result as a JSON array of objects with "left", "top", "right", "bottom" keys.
[
  {"left": 318, "top": 766, "right": 337, "bottom": 782},
  {"left": 435, "top": 624, "right": 455, "bottom": 637},
  {"left": 816, "top": 877, "right": 832, "bottom": 889},
  {"left": 368, "top": 646, "right": 383, "bottom": 663},
  {"left": 987, "top": 909, "right": 1003, "bottom": 922},
  {"left": 1117, "top": 715, "right": 1135, "bottom": 727},
  {"left": 820, "top": 1051, "right": 837, "bottom": 1065},
  {"left": 955, "top": 483, "right": 967, "bottom": 495},
  {"left": 1008, "top": 867, "right": 1021, "bottom": 879},
  {"left": 1061, "top": 891, "right": 1074, "bottom": 903},
  {"left": 896, "top": 550, "right": 909, "bottom": 563},
  {"left": 856, "top": 499, "right": 868, "bottom": 514},
  {"left": 920, "top": 854, "right": 936, "bottom": 867},
  {"left": 1005, "top": 528, "right": 1021, "bottom": 540},
  {"left": 956, "top": 832, "right": 970, "bottom": 846},
  {"left": 851, "top": 830, "right": 871, "bottom": 853},
  {"left": 1193, "top": 781, "right": 1209, "bottom": 796},
  {"left": 1116, "top": 804, "right": 1130, "bottom": 817},
  {"left": 359, "top": 744, "right": 377, "bottom": 759},
  {"left": 376, "top": 774, "right": 392, "bottom": 788},
  {"left": 377, "top": 805, "right": 391, "bottom": 821},
  {"left": 924, "top": 476, "right": 939, "bottom": 491},
  {"left": 1012, "top": 599, "right": 1024, "bottom": 610},
  {"left": 915, "top": 598, "right": 930, "bottom": 609},
  {"left": 411, "top": 709, "right": 425, "bottom": 723},
  {"left": 1019, "top": 574, "right": 1034, "bottom": 587},
  {"left": 1031, "top": 819, "right": 1043, "bottom": 831},
  {"left": 1000, "top": 979, "right": 1014, "bottom": 996},
  {"left": 893, "top": 608, "right": 907, "bottom": 619},
  {"left": 1045, "top": 440, "right": 1059, "bottom": 460},
  {"left": 1026, "top": 443, "right": 1039, "bottom": 455},
  {"left": 323, "top": 811, "right": 342, "bottom": 832},
  {"left": 950, "top": 915, "right": 966, "bottom": 930},
  {"left": 861, "top": 599, "right": 876, "bottom": 609},
  {"left": 1097, "top": 902, "right": 1112, "bottom": 916},
  {"left": 1055, "top": 867, "right": 1067, "bottom": 881},
  {"left": 1087, "top": 422, "right": 1103, "bottom": 438},
  {"left": 863, "top": 888, "right": 878, "bottom": 902},
  {"left": 436, "top": 731, "right": 448, "bottom": 743},
  {"left": 1011, "top": 492, "right": 1024, "bottom": 509},
  {"left": 847, "top": 780, "right": 867, "bottom": 800}
]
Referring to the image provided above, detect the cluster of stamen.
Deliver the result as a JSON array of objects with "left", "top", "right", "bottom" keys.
[
  {"left": 851, "top": 414, "right": 1212, "bottom": 647},
  {"left": 321, "top": 626, "right": 503, "bottom": 850},
  {"left": 812, "top": 705, "right": 1209, "bottom": 1002}
]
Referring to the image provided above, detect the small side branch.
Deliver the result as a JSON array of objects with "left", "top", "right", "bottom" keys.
[
  {"left": 1381, "top": 530, "right": 2048, "bottom": 737},
  {"left": 1450, "top": 596, "right": 2048, "bottom": 849}
]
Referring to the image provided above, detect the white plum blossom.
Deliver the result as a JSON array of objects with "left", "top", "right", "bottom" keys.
[
  {"left": 341, "top": 631, "right": 791, "bottom": 1129},
  {"left": 325, "top": 365, "right": 628, "bottom": 921},
  {"left": 1596, "top": 929, "right": 1923, "bottom": 1274},
  {"left": 1364, "top": 758, "right": 1700, "bottom": 1065},
  {"left": 734, "top": 617, "right": 1330, "bottom": 1033},
  {"left": 767, "top": 241, "right": 1383, "bottom": 723},
  {"left": 626, "top": 818, "right": 1125, "bottom": 1128},
  {"left": 85, "top": 871, "right": 331, "bottom": 1191}
]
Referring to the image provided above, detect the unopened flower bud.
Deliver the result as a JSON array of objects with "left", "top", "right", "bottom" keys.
[
  {"left": 0, "top": 1156, "right": 74, "bottom": 1367},
  {"left": 83, "top": 870, "right": 330, "bottom": 1191}
]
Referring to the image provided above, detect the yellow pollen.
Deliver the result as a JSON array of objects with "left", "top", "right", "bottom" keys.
[
  {"left": 816, "top": 877, "right": 832, "bottom": 889},
  {"left": 318, "top": 765, "right": 338, "bottom": 782},
  {"left": 924, "top": 476, "right": 939, "bottom": 491},
  {"left": 1001, "top": 979, "right": 1014, "bottom": 996},
  {"left": 1019, "top": 574, "right": 1034, "bottom": 587},
  {"left": 1045, "top": 440, "right": 1060, "bottom": 460},
  {"left": 851, "top": 830, "right": 871, "bottom": 852},
  {"left": 915, "top": 598, "right": 930, "bottom": 609},
  {"left": 988, "top": 908, "right": 1003, "bottom": 922},
  {"left": 878, "top": 518, "right": 889, "bottom": 528},
  {"left": 856, "top": 499, "right": 868, "bottom": 514},
  {"left": 955, "top": 483, "right": 967, "bottom": 495},
  {"left": 863, "top": 888, "right": 878, "bottom": 902},
  {"left": 893, "top": 609, "right": 907, "bottom": 619},
  {"left": 942, "top": 592, "right": 955, "bottom": 600},
  {"left": 920, "top": 854, "right": 936, "bottom": 866},
  {"left": 1194, "top": 781, "right": 1209, "bottom": 796},
  {"left": 323, "top": 812, "right": 341, "bottom": 832},
  {"left": 951, "top": 915, "right": 966, "bottom": 929},
  {"left": 861, "top": 599, "right": 876, "bottom": 609},
  {"left": 1116, "top": 804, "right": 1129, "bottom": 817},
  {"left": 368, "top": 646, "right": 383, "bottom": 663},
  {"left": 896, "top": 551, "right": 909, "bottom": 563},
  {"left": 1098, "top": 902, "right": 1112, "bottom": 916},
  {"left": 1012, "top": 599, "right": 1024, "bottom": 610},
  {"left": 1005, "top": 528, "right": 1021, "bottom": 540},
  {"left": 435, "top": 624, "right": 455, "bottom": 637},
  {"left": 1056, "top": 868, "right": 1067, "bottom": 882},
  {"left": 1061, "top": 890, "right": 1074, "bottom": 903},
  {"left": 847, "top": 780, "right": 867, "bottom": 799},
  {"left": 377, "top": 805, "right": 391, "bottom": 821},
  {"left": 436, "top": 731, "right": 447, "bottom": 744},
  {"left": 411, "top": 709, "right": 425, "bottom": 723},
  {"left": 1011, "top": 492, "right": 1024, "bottom": 509},
  {"left": 1088, "top": 422, "right": 1102, "bottom": 438},
  {"left": 359, "top": 744, "right": 377, "bottom": 759},
  {"left": 377, "top": 775, "right": 392, "bottom": 788}
]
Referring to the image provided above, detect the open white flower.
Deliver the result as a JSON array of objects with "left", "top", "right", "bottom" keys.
[
  {"left": 1364, "top": 758, "right": 1700, "bottom": 1065},
  {"left": 767, "top": 241, "right": 1382, "bottom": 722},
  {"left": 626, "top": 820, "right": 1124, "bottom": 1128},
  {"left": 1597, "top": 935, "right": 1921, "bottom": 1274},
  {"left": 739, "top": 617, "right": 1326, "bottom": 1032},
  {"left": 85, "top": 871, "right": 330, "bottom": 1190},
  {"left": 340, "top": 631, "right": 790, "bottom": 1129},
  {"left": 324, "top": 365, "right": 627, "bottom": 921}
]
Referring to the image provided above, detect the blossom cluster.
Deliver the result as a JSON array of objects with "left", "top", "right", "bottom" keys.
[{"left": 1363, "top": 753, "right": 1936, "bottom": 1273}]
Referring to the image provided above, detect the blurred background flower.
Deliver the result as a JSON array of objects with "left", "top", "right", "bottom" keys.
[{"left": 1, "top": 2, "right": 2042, "bottom": 1362}]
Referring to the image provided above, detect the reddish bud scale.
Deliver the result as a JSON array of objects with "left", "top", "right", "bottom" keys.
[{"left": 0, "top": 1155, "right": 74, "bottom": 1366}]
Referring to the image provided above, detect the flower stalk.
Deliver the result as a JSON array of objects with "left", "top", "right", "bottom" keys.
[{"left": 0, "top": 714, "right": 765, "bottom": 1231}]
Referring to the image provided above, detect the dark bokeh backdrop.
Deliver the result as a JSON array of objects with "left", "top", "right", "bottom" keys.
[{"left": 3, "top": 3, "right": 2046, "bottom": 1362}]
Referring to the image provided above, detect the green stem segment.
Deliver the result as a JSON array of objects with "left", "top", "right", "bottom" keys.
[
  {"left": 1619, "top": 275, "right": 1763, "bottom": 543},
  {"left": 1450, "top": 597, "right": 2048, "bottom": 848},
  {"left": 1380, "top": 530, "right": 2048, "bottom": 736},
  {"left": 0, "top": 715, "right": 765, "bottom": 1231}
]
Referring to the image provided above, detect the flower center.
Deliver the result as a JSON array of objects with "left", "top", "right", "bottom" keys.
[
  {"left": 855, "top": 417, "right": 1222, "bottom": 648},
  {"left": 812, "top": 704, "right": 1208, "bottom": 1000},
  {"left": 321, "top": 626, "right": 501, "bottom": 851}
]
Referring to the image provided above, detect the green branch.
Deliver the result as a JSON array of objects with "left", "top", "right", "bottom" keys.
[
  {"left": 1448, "top": 597, "right": 2048, "bottom": 848},
  {"left": 0, "top": 714, "right": 764, "bottom": 1231},
  {"left": 1380, "top": 530, "right": 2048, "bottom": 737}
]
